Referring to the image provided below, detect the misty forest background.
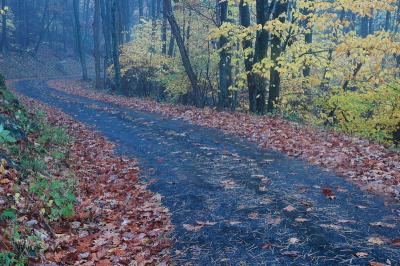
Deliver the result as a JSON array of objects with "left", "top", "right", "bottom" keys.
[{"left": 0, "top": 0, "right": 400, "bottom": 145}]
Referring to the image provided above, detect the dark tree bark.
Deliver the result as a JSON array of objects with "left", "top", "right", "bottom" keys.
[
  {"left": 161, "top": 15, "right": 167, "bottom": 54},
  {"left": 253, "top": 0, "right": 271, "bottom": 114},
  {"left": 217, "top": 0, "right": 232, "bottom": 109},
  {"left": 100, "top": 0, "right": 112, "bottom": 79},
  {"left": 239, "top": 0, "right": 257, "bottom": 113},
  {"left": 368, "top": 9, "right": 374, "bottom": 35},
  {"left": 360, "top": 15, "right": 369, "bottom": 37},
  {"left": 138, "top": 0, "right": 144, "bottom": 18},
  {"left": 163, "top": 0, "right": 202, "bottom": 107},
  {"left": 385, "top": 11, "right": 391, "bottom": 31},
  {"left": 267, "top": 0, "right": 288, "bottom": 113},
  {"left": 33, "top": 0, "right": 50, "bottom": 56},
  {"left": 111, "top": 0, "right": 121, "bottom": 91},
  {"left": 93, "top": 0, "right": 102, "bottom": 89},
  {"left": 167, "top": 35, "right": 175, "bottom": 56},
  {"left": 73, "top": 0, "right": 88, "bottom": 80},
  {"left": 302, "top": 0, "right": 313, "bottom": 77},
  {"left": 1, "top": 0, "right": 7, "bottom": 54}
]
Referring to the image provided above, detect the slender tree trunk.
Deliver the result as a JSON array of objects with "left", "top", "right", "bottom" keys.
[
  {"left": 217, "top": 0, "right": 232, "bottom": 109},
  {"left": 368, "top": 10, "right": 374, "bottom": 35},
  {"left": 302, "top": 0, "right": 313, "bottom": 77},
  {"left": 33, "top": 0, "right": 50, "bottom": 56},
  {"left": 168, "top": 35, "right": 175, "bottom": 56},
  {"left": 100, "top": 0, "right": 112, "bottom": 87},
  {"left": 93, "top": 0, "right": 101, "bottom": 89},
  {"left": 111, "top": 0, "right": 121, "bottom": 91},
  {"left": 267, "top": 0, "right": 288, "bottom": 113},
  {"left": 161, "top": 14, "right": 167, "bottom": 54},
  {"left": 254, "top": 0, "right": 270, "bottom": 114},
  {"left": 23, "top": 0, "right": 29, "bottom": 49},
  {"left": 385, "top": 11, "right": 391, "bottom": 31},
  {"left": 360, "top": 15, "right": 369, "bottom": 37},
  {"left": 73, "top": 0, "right": 88, "bottom": 80},
  {"left": 1, "top": 0, "right": 7, "bottom": 54},
  {"left": 102, "top": 0, "right": 112, "bottom": 58},
  {"left": 163, "top": 0, "right": 202, "bottom": 107},
  {"left": 239, "top": 0, "right": 257, "bottom": 113},
  {"left": 138, "top": 0, "right": 144, "bottom": 18}
]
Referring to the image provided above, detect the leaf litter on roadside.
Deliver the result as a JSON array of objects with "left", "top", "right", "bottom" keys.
[{"left": 17, "top": 95, "right": 173, "bottom": 265}]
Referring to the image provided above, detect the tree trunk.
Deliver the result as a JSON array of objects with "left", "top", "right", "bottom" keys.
[
  {"left": 302, "top": 0, "right": 313, "bottom": 77},
  {"left": 100, "top": 0, "right": 112, "bottom": 87},
  {"left": 385, "top": 11, "right": 391, "bottom": 31},
  {"left": 111, "top": 0, "right": 121, "bottom": 91},
  {"left": 161, "top": 15, "right": 167, "bottom": 54},
  {"left": 1, "top": 0, "right": 7, "bottom": 54},
  {"left": 368, "top": 10, "right": 374, "bottom": 35},
  {"left": 239, "top": 0, "right": 257, "bottom": 113},
  {"left": 267, "top": 0, "right": 288, "bottom": 113},
  {"left": 93, "top": 0, "right": 101, "bottom": 89},
  {"left": 168, "top": 35, "right": 175, "bottom": 56},
  {"left": 163, "top": 0, "right": 202, "bottom": 107},
  {"left": 33, "top": 0, "right": 50, "bottom": 56},
  {"left": 73, "top": 0, "right": 88, "bottom": 80},
  {"left": 253, "top": 0, "right": 270, "bottom": 114},
  {"left": 138, "top": 0, "right": 144, "bottom": 18},
  {"left": 217, "top": 0, "right": 232, "bottom": 109},
  {"left": 360, "top": 15, "right": 369, "bottom": 37}
]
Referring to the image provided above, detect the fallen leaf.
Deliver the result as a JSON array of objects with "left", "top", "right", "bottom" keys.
[
  {"left": 0, "top": 178, "right": 10, "bottom": 185},
  {"left": 248, "top": 212, "right": 259, "bottom": 219},
  {"left": 338, "top": 219, "right": 357, "bottom": 224},
  {"left": 319, "top": 224, "right": 342, "bottom": 230},
  {"left": 392, "top": 239, "right": 400, "bottom": 246},
  {"left": 369, "top": 262, "right": 385, "bottom": 266},
  {"left": 195, "top": 221, "right": 217, "bottom": 226},
  {"left": 261, "top": 243, "right": 273, "bottom": 249},
  {"left": 368, "top": 236, "right": 386, "bottom": 245},
  {"left": 220, "top": 179, "right": 237, "bottom": 189},
  {"left": 369, "top": 222, "right": 396, "bottom": 229},
  {"left": 322, "top": 188, "right": 336, "bottom": 199},
  {"left": 284, "top": 205, "right": 295, "bottom": 212},
  {"left": 355, "top": 252, "right": 368, "bottom": 258},
  {"left": 260, "top": 197, "right": 272, "bottom": 205},
  {"left": 266, "top": 216, "right": 282, "bottom": 225},
  {"left": 281, "top": 251, "right": 299, "bottom": 257},
  {"left": 226, "top": 220, "right": 241, "bottom": 225},
  {"left": 295, "top": 218, "right": 310, "bottom": 223},
  {"left": 183, "top": 224, "right": 203, "bottom": 232}
]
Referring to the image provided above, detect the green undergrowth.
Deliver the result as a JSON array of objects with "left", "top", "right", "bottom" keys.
[{"left": 0, "top": 74, "right": 77, "bottom": 265}]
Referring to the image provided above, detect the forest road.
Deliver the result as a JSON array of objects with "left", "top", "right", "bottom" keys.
[{"left": 13, "top": 79, "right": 400, "bottom": 265}]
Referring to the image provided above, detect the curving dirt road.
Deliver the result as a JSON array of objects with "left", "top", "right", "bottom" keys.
[{"left": 13, "top": 80, "right": 400, "bottom": 265}]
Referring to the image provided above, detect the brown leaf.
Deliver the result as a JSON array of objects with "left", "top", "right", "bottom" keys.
[
  {"left": 283, "top": 205, "right": 295, "bottom": 212},
  {"left": 392, "top": 238, "right": 400, "bottom": 247},
  {"left": 281, "top": 251, "right": 299, "bottom": 257},
  {"left": 354, "top": 252, "right": 368, "bottom": 258},
  {"left": 0, "top": 178, "right": 10, "bottom": 185},
  {"left": 369, "top": 262, "right": 386, "bottom": 266},
  {"left": 261, "top": 243, "right": 273, "bottom": 249},
  {"left": 322, "top": 188, "right": 336, "bottom": 199},
  {"left": 183, "top": 224, "right": 203, "bottom": 232}
]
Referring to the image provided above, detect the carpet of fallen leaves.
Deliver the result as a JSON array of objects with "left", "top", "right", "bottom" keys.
[
  {"left": 0, "top": 46, "right": 93, "bottom": 80},
  {"left": 19, "top": 95, "right": 172, "bottom": 265},
  {"left": 48, "top": 79, "right": 400, "bottom": 199}
]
